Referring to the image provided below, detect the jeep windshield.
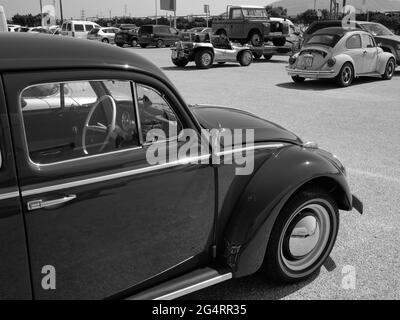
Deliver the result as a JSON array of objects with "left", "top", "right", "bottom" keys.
[
  {"left": 306, "top": 34, "right": 342, "bottom": 47},
  {"left": 361, "top": 23, "right": 394, "bottom": 36},
  {"left": 242, "top": 8, "right": 268, "bottom": 18}
]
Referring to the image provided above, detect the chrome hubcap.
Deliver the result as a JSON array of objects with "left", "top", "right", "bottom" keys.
[
  {"left": 342, "top": 66, "right": 352, "bottom": 84},
  {"left": 280, "top": 203, "right": 331, "bottom": 271},
  {"left": 202, "top": 53, "right": 212, "bottom": 66}
]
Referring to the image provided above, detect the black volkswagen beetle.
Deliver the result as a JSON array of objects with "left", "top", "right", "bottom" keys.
[{"left": 0, "top": 34, "right": 362, "bottom": 300}]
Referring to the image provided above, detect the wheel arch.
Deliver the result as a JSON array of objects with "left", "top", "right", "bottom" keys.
[
  {"left": 220, "top": 146, "right": 353, "bottom": 278},
  {"left": 247, "top": 28, "right": 262, "bottom": 40},
  {"left": 335, "top": 54, "right": 355, "bottom": 75}
]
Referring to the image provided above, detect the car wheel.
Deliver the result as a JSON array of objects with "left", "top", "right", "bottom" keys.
[
  {"left": 156, "top": 39, "right": 164, "bottom": 48},
  {"left": 272, "top": 37, "right": 286, "bottom": 47},
  {"left": 382, "top": 58, "right": 395, "bottom": 80},
  {"left": 195, "top": 50, "right": 213, "bottom": 69},
  {"left": 238, "top": 50, "right": 253, "bottom": 66},
  {"left": 291, "top": 76, "right": 305, "bottom": 83},
  {"left": 336, "top": 62, "right": 354, "bottom": 87},
  {"left": 102, "top": 38, "right": 109, "bottom": 44},
  {"left": 140, "top": 44, "right": 148, "bottom": 48},
  {"left": 264, "top": 54, "right": 273, "bottom": 61},
  {"left": 116, "top": 43, "right": 124, "bottom": 47},
  {"left": 131, "top": 39, "right": 138, "bottom": 47},
  {"left": 172, "top": 58, "right": 189, "bottom": 67},
  {"left": 263, "top": 188, "right": 339, "bottom": 283},
  {"left": 249, "top": 32, "right": 263, "bottom": 47}
]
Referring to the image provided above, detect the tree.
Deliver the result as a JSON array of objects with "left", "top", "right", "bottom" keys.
[
  {"left": 265, "top": 5, "right": 288, "bottom": 18},
  {"left": 12, "top": 13, "right": 42, "bottom": 27}
]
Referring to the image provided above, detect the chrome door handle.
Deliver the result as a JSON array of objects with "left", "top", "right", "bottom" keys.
[{"left": 27, "top": 195, "right": 77, "bottom": 211}]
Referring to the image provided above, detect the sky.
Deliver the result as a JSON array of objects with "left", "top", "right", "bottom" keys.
[{"left": 0, "top": 0, "right": 277, "bottom": 19}]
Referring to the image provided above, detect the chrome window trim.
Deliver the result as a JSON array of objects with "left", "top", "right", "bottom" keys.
[
  {"left": 19, "top": 79, "right": 141, "bottom": 169},
  {"left": 20, "top": 143, "right": 286, "bottom": 197}
]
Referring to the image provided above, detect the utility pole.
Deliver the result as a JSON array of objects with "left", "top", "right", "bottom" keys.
[
  {"left": 314, "top": 0, "right": 317, "bottom": 12},
  {"left": 39, "top": 0, "right": 43, "bottom": 23},
  {"left": 155, "top": 0, "right": 158, "bottom": 25},
  {"left": 59, "top": 0, "right": 64, "bottom": 24}
]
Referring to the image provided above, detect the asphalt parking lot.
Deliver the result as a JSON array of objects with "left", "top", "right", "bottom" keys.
[{"left": 130, "top": 47, "right": 400, "bottom": 300}]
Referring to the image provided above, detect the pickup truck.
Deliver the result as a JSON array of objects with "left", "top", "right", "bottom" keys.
[{"left": 212, "top": 5, "right": 290, "bottom": 47}]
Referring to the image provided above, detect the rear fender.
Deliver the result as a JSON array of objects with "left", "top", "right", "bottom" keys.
[
  {"left": 222, "top": 145, "right": 353, "bottom": 277},
  {"left": 377, "top": 52, "right": 395, "bottom": 74},
  {"left": 335, "top": 54, "right": 355, "bottom": 75}
]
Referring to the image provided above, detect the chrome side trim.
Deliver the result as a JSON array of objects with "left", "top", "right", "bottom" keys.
[
  {"left": 0, "top": 191, "right": 20, "bottom": 201},
  {"left": 154, "top": 272, "right": 233, "bottom": 301},
  {"left": 21, "top": 143, "right": 286, "bottom": 197}
]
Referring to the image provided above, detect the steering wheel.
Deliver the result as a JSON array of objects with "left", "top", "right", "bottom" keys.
[{"left": 82, "top": 95, "right": 117, "bottom": 155}]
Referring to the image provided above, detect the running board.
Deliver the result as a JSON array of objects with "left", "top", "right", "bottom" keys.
[{"left": 126, "top": 268, "right": 232, "bottom": 300}]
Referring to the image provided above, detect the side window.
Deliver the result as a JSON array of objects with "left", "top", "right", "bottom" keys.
[
  {"left": 20, "top": 80, "right": 140, "bottom": 165},
  {"left": 85, "top": 24, "right": 94, "bottom": 32},
  {"left": 232, "top": 9, "right": 243, "bottom": 20},
  {"left": 362, "top": 34, "right": 375, "bottom": 48},
  {"left": 61, "top": 23, "right": 66, "bottom": 31},
  {"left": 74, "top": 24, "right": 84, "bottom": 32},
  {"left": 346, "top": 34, "right": 362, "bottom": 49},
  {"left": 136, "top": 84, "right": 182, "bottom": 143},
  {"left": 67, "top": 23, "right": 72, "bottom": 31}
]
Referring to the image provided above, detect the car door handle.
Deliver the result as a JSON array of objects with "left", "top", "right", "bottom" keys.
[
  {"left": 27, "top": 195, "right": 77, "bottom": 211},
  {"left": 363, "top": 50, "right": 367, "bottom": 55}
]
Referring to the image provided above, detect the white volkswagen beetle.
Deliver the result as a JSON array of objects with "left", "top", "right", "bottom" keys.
[{"left": 286, "top": 27, "right": 396, "bottom": 87}]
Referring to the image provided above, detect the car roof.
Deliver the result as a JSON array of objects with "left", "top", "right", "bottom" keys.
[
  {"left": 313, "top": 27, "right": 359, "bottom": 36},
  {"left": 0, "top": 33, "right": 168, "bottom": 81}
]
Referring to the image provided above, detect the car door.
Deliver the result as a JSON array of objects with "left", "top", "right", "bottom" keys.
[
  {"left": 4, "top": 69, "right": 216, "bottom": 300},
  {"left": 345, "top": 34, "right": 364, "bottom": 74},
  {"left": 230, "top": 8, "right": 244, "bottom": 39},
  {"left": 361, "top": 34, "right": 379, "bottom": 73}
]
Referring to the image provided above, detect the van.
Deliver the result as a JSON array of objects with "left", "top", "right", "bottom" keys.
[
  {"left": 138, "top": 25, "right": 181, "bottom": 48},
  {"left": 61, "top": 20, "right": 100, "bottom": 39}
]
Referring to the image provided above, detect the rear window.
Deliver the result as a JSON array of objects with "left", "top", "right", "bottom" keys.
[
  {"left": 140, "top": 26, "right": 153, "bottom": 34},
  {"left": 74, "top": 24, "right": 84, "bottom": 32},
  {"left": 307, "top": 34, "right": 342, "bottom": 47},
  {"left": 306, "top": 22, "right": 341, "bottom": 35},
  {"left": 90, "top": 28, "right": 100, "bottom": 34}
]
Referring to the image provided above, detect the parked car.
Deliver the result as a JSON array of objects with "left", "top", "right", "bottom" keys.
[
  {"left": 304, "top": 20, "right": 400, "bottom": 64},
  {"left": 114, "top": 25, "right": 139, "bottom": 47},
  {"left": 60, "top": 20, "right": 100, "bottom": 39},
  {"left": 172, "top": 36, "right": 253, "bottom": 68},
  {"left": 0, "top": 33, "right": 362, "bottom": 300},
  {"left": 181, "top": 27, "right": 213, "bottom": 42},
  {"left": 287, "top": 27, "right": 396, "bottom": 87},
  {"left": 138, "top": 24, "right": 181, "bottom": 48},
  {"left": 87, "top": 27, "right": 120, "bottom": 44},
  {"left": 29, "top": 27, "right": 52, "bottom": 34},
  {"left": 212, "top": 5, "right": 289, "bottom": 47},
  {"left": 7, "top": 24, "right": 21, "bottom": 32}
]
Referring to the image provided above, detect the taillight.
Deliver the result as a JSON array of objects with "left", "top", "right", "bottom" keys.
[{"left": 327, "top": 58, "right": 336, "bottom": 67}]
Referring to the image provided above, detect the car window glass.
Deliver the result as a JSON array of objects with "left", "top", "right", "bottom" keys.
[
  {"left": 20, "top": 80, "right": 139, "bottom": 165},
  {"left": 74, "top": 24, "right": 84, "bottom": 32},
  {"left": 61, "top": 23, "right": 66, "bottom": 31},
  {"left": 232, "top": 9, "right": 243, "bottom": 19},
  {"left": 362, "top": 34, "right": 375, "bottom": 48},
  {"left": 85, "top": 24, "right": 94, "bottom": 31},
  {"left": 136, "top": 84, "right": 182, "bottom": 143},
  {"left": 346, "top": 34, "right": 362, "bottom": 49},
  {"left": 67, "top": 23, "right": 72, "bottom": 31}
]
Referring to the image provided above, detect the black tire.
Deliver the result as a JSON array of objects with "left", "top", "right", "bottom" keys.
[
  {"left": 116, "top": 43, "right": 124, "bottom": 47},
  {"left": 262, "top": 188, "right": 339, "bottom": 283},
  {"left": 336, "top": 62, "right": 354, "bottom": 87},
  {"left": 172, "top": 58, "right": 189, "bottom": 67},
  {"left": 140, "top": 44, "right": 148, "bottom": 48},
  {"left": 102, "top": 38, "right": 109, "bottom": 44},
  {"left": 292, "top": 76, "right": 305, "bottom": 83},
  {"left": 195, "top": 50, "right": 213, "bottom": 69},
  {"left": 263, "top": 54, "right": 273, "bottom": 61},
  {"left": 382, "top": 58, "right": 395, "bottom": 80},
  {"left": 156, "top": 39, "right": 164, "bottom": 48},
  {"left": 238, "top": 50, "right": 253, "bottom": 66},
  {"left": 248, "top": 31, "right": 263, "bottom": 47},
  {"left": 216, "top": 30, "right": 227, "bottom": 37},
  {"left": 272, "top": 37, "right": 286, "bottom": 47},
  {"left": 131, "top": 39, "right": 138, "bottom": 47}
]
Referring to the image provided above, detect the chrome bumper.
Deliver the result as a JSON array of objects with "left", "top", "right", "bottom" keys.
[{"left": 286, "top": 67, "right": 336, "bottom": 78}]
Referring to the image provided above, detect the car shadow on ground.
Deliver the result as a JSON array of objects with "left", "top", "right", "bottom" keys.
[
  {"left": 276, "top": 77, "right": 381, "bottom": 91},
  {"left": 183, "top": 256, "right": 337, "bottom": 300},
  {"left": 161, "top": 64, "right": 241, "bottom": 71},
  {"left": 394, "top": 69, "right": 400, "bottom": 77},
  {"left": 253, "top": 58, "right": 288, "bottom": 64}
]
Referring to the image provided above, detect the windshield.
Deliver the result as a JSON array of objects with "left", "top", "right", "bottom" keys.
[
  {"left": 362, "top": 23, "right": 393, "bottom": 36},
  {"left": 306, "top": 34, "right": 342, "bottom": 47},
  {"left": 242, "top": 8, "right": 268, "bottom": 18}
]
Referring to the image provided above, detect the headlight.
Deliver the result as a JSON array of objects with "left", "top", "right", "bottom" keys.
[
  {"left": 327, "top": 57, "right": 336, "bottom": 67},
  {"left": 289, "top": 56, "right": 297, "bottom": 65}
]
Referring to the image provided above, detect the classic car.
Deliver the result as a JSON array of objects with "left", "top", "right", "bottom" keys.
[
  {"left": 287, "top": 27, "right": 396, "bottom": 87},
  {"left": 171, "top": 36, "right": 253, "bottom": 69},
  {"left": 181, "top": 27, "right": 213, "bottom": 42},
  {"left": 303, "top": 20, "right": 400, "bottom": 65},
  {"left": 0, "top": 33, "right": 362, "bottom": 300}
]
